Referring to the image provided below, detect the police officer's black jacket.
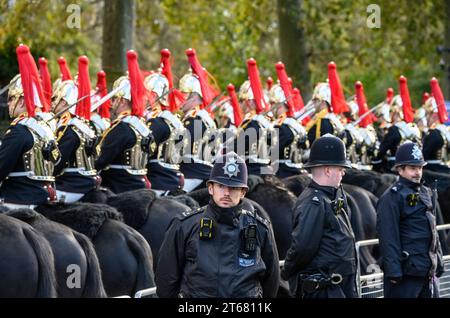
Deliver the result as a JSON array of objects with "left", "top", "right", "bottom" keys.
[
  {"left": 281, "top": 180, "right": 356, "bottom": 281},
  {"left": 0, "top": 123, "right": 51, "bottom": 204},
  {"left": 376, "top": 176, "right": 444, "bottom": 279},
  {"left": 95, "top": 121, "right": 148, "bottom": 193},
  {"left": 155, "top": 199, "right": 280, "bottom": 298},
  {"left": 54, "top": 126, "right": 97, "bottom": 193}
]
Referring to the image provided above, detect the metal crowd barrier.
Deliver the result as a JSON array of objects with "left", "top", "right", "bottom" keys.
[{"left": 356, "top": 224, "right": 450, "bottom": 298}]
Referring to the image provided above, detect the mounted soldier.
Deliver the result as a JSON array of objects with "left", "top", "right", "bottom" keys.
[
  {"left": 237, "top": 58, "right": 274, "bottom": 176},
  {"left": 422, "top": 78, "right": 450, "bottom": 173},
  {"left": 178, "top": 48, "right": 219, "bottom": 192},
  {"left": 0, "top": 44, "right": 60, "bottom": 209},
  {"left": 305, "top": 62, "right": 347, "bottom": 147},
  {"left": 53, "top": 56, "right": 100, "bottom": 203},
  {"left": 270, "top": 62, "right": 307, "bottom": 178},
  {"left": 94, "top": 50, "right": 154, "bottom": 193},
  {"left": 372, "top": 76, "right": 421, "bottom": 173},
  {"left": 144, "top": 48, "right": 186, "bottom": 196}
]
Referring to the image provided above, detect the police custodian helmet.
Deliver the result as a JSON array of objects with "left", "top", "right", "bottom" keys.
[
  {"left": 208, "top": 152, "right": 248, "bottom": 189},
  {"left": 393, "top": 142, "right": 427, "bottom": 170},
  {"left": 303, "top": 134, "right": 352, "bottom": 169}
]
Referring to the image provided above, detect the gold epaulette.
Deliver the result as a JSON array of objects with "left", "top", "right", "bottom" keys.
[
  {"left": 305, "top": 108, "right": 328, "bottom": 132},
  {"left": 11, "top": 112, "right": 28, "bottom": 126}
]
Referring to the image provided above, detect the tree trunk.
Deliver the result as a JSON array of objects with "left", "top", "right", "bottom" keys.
[
  {"left": 443, "top": 0, "right": 450, "bottom": 99},
  {"left": 277, "top": 0, "right": 311, "bottom": 100},
  {"left": 102, "top": 0, "right": 135, "bottom": 88}
]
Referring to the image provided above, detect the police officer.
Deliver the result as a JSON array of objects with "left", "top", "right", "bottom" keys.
[
  {"left": 281, "top": 134, "right": 357, "bottom": 298},
  {"left": 155, "top": 152, "right": 280, "bottom": 298},
  {"left": 95, "top": 50, "right": 153, "bottom": 193},
  {"left": 376, "top": 142, "right": 444, "bottom": 298},
  {"left": 0, "top": 45, "right": 60, "bottom": 209}
]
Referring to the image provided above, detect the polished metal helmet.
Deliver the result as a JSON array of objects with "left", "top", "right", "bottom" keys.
[
  {"left": 144, "top": 73, "right": 169, "bottom": 106},
  {"left": 51, "top": 80, "right": 78, "bottom": 114},
  {"left": 179, "top": 70, "right": 202, "bottom": 97},
  {"left": 112, "top": 75, "right": 131, "bottom": 101},
  {"left": 423, "top": 96, "right": 438, "bottom": 114},
  {"left": 312, "top": 82, "right": 331, "bottom": 105},
  {"left": 347, "top": 99, "right": 359, "bottom": 117},
  {"left": 269, "top": 84, "right": 286, "bottom": 104},
  {"left": 8, "top": 74, "right": 23, "bottom": 99},
  {"left": 238, "top": 80, "right": 253, "bottom": 101},
  {"left": 390, "top": 95, "right": 404, "bottom": 120}
]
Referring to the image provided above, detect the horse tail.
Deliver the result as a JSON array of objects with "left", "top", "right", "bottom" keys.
[
  {"left": 22, "top": 226, "right": 58, "bottom": 298},
  {"left": 126, "top": 231, "right": 155, "bottom": 296},
  {"left": 72, "top": 231, "right": 107, "bottom": 298}
]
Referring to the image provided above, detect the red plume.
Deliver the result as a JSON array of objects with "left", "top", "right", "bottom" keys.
[
  {"left": 57, "top": 56, "right": 72, "bottom": 81},
  {"left": 275, "top": 62, "right": 295, "bottom": 117},
  {"left": 76, "top": 56, "right": 92, "bottom": 120},
  {"left": 127, "top": 50, "right": 145, "bottom": 117},
  {"left": 430, "top": 77, "right": 448, "bottom": 124},
  {"left": 328, "top": 62, "right": 349, "bottom": 113},
  {"left": 386, "top": 88, "right": 394, "bottom": 104},
  {"left": 422, "top": 92, "right": 430, "bottom": 105},
  {"left": 185, "top": 48, "right": 219, "bottom": 108},
  {"left": 266, "top": 77, "right": 273, "bottom": 91},
  {"left": 355, "top": 81, "right": 376, "bottom": 128},
  {"left": 16, "top": 44, "right": 47, "bottom": 117},
  {"left": 399, "top": 76, "right": 414, "bottom": 123},
  {"left": 247, "top": 58, "right": 268, "bottom": 115},
  {"left": 292, "top": 87, "right": 305, "bottom": 112},
  {"left": 227, "top": 83, "right": 243, "bottom": 126},
  {"left": 160, "top": 48, "right": 185, "bottom": 112},
  {"left": 38, "top": 57, "right": 52, "bottom": 111},
  {"left": 96, "top": 70, "right": 111, "bottom": 119}
]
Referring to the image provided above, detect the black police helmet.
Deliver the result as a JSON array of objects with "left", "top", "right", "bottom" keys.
[
  {"left": 392, "top": 142, "right": 427, "bottom": 170},
  {"left": 303, "top": 134, "right": 352, "bottom": 169},
  {"left": 207, "top": 152, "right": 248, "bottom": 189}
]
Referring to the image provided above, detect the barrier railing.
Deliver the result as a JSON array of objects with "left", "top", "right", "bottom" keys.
[{"left": 356, "top": 223, "right": 450, "bottom": 298}]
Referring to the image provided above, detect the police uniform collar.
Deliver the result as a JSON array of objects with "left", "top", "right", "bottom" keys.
[
  {"left": 398, "top": 176, "right": 422, "bottom": 190},
  {"left": 309, "top": 180, "right": 338, "bottom": 198},
  {"left": 208, "top": 199, "right": 242, "bottom": 226}
]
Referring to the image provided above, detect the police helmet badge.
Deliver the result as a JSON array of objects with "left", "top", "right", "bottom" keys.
[
  {"left": 223, "top": 157, "right": 240, "bottom": 178},
  {"left": 411, "top": 144, "right": 422, "bottom": 160}
]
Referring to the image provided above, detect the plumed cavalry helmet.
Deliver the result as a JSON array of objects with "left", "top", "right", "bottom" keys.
[
  {"left": 303, "top": 134, "right": 352, "bottom": 169},
  {"left": 144, "top": 72, "right": 170, "bottom": 106},
  {"left": 393, "top": 142, "right": 427, "bottom": 169},
  {"left": 208, "top": 152, "right": 248, "bottom": 189}
]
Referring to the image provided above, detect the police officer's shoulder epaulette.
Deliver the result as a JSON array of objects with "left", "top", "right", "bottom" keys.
[
  {"left": 179, "top": 207, "right": 205, "bottom": 221},
  {"left": 311, "top": 189, "right": 322, "bottom": 204},
  {"left": 390, "top": 182, "right": 402, "bottom": 193},
  {"left": 241, "top": 208, "right": 271, "bottom": 228}
]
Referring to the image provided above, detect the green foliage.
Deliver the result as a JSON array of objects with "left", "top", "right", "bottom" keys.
[{"left": 0, "top": 0, "right": 446, "bottom": 109}]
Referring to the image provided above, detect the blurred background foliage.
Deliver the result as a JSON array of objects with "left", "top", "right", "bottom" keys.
[{"left": 0, "top": 0, "right": 448, "bottom": 107}]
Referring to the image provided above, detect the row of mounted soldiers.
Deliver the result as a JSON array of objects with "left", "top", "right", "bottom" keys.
[{"left": 1, "top": 44, "right": 450, "bottom": 208}]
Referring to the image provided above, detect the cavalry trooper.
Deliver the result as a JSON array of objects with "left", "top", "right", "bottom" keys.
[
  {"left": 237, "top": 58, "right": 274, "bottom": 176},
  {"left": 155, "top": 152, "right": 280, "bottom": 298},
  {"left": 281, "top": 134, "right": 357, "bottom": 298},
  {"left": 372, "top": 76, "right": 421, "bottom": 173},
  {"left": 377, "top": 142, "right": 444, "bottom": 298},
  {"left": 421, "top": 78, "right": 450, "bottom": 173},
  {"left": 0, "top": 44, "right": 60, "bottom": 209},
  {"left": 178, "top": 48, "right": 219, "bottom": 192},
  {"left": 53, "top": 56, "right": 100, "bottom": 203},
  {"left": 95, "top": 50, "right": 154, "bottom": 193},
  {"left": 270, "top": 62, "right": 307, "bottom": 178},
  {"left": 144, "top": 48, "right": 185, "bottom": 196},
  {"left": 305, "top": 62, "right": 347, "bottom": 147}
]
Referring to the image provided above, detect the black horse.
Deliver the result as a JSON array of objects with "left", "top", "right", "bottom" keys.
[
  {"left": 35, "top": 202, "right": 155, "bottom": 297},
  {"left": 6, "top": 208, "right": 106, "bottom": 298},
  {"left": 0, "top": 213, "right": 57, "bottom": 297}
]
